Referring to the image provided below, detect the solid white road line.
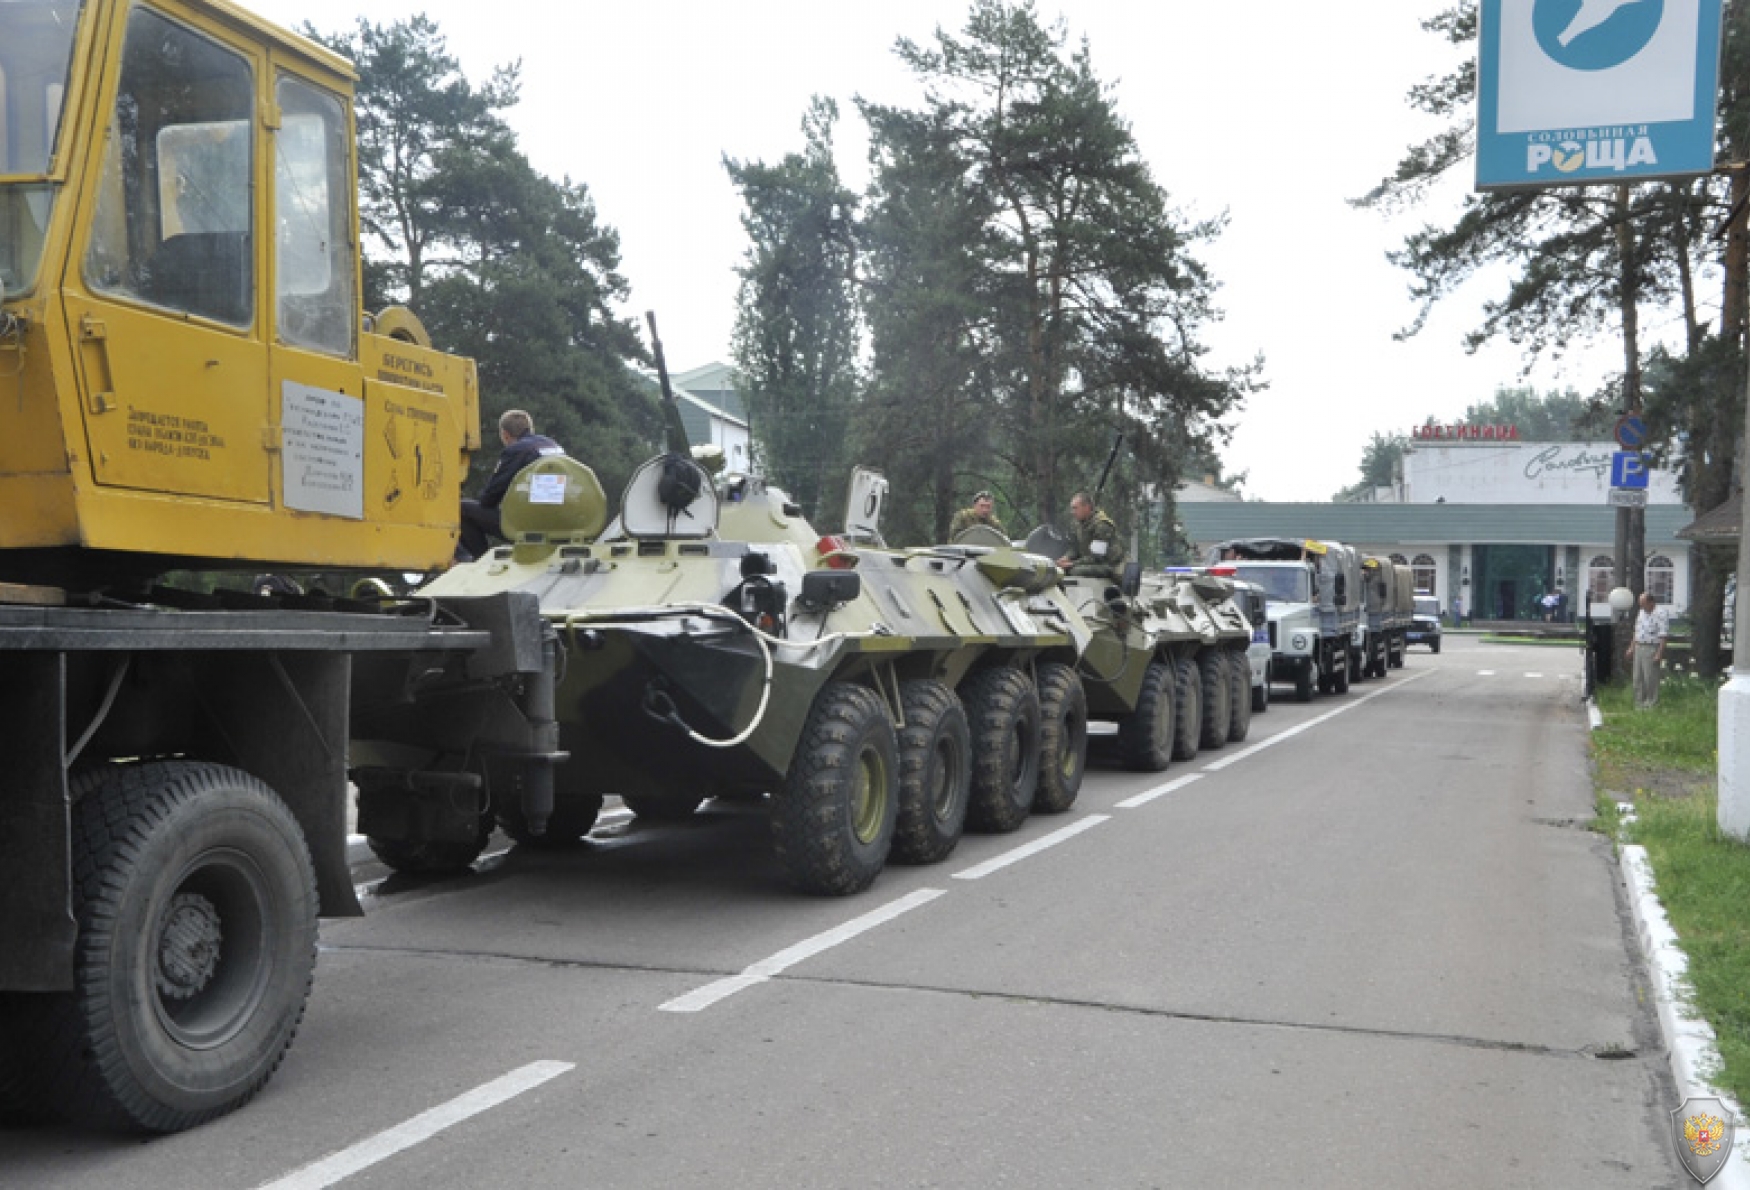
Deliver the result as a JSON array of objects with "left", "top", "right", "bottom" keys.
[
  {"left": 951, "top": 815, "right": 1111, "bottom": 881},
  {"left": 1478, "top": 669, "right": 1496, "bottom": 676},
  {"left": 660, "top": 888, "right": 947, "bottom": 1013},
  {"left": 256, "top": 1061, "right": 574, "bottom": 1190}
]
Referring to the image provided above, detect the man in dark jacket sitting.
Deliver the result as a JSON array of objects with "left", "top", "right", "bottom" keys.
[{"left": 457, "top": 409, "right": 565, "bottom": 561}]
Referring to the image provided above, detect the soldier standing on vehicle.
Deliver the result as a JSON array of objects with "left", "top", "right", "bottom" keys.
[
  {"left": 1057, "top": 491, "right": 1124, "bottom": 579},
  {"left": 948, "top": 491, "right": 1006, "bottom": 540},
  {"left": 458, "top": 409, "right": 565, "bottom": 561}
]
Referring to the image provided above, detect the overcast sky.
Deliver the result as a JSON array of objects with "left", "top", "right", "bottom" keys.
[{"left": 252, "top": 0, "right": 1660, "bottom": 502}]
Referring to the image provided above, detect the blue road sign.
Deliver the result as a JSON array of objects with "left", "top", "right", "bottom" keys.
[
  {"left": 1478, "top": 0, "right": 1724, "bottom": 189},
  {"left": 1612, "top": 450, "right": 1650, "bottom": 488},
  {"left": 1615, "top": 413, "right": 1648, "bottom": 449}
]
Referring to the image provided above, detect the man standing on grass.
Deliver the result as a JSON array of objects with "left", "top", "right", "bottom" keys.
[{"left": 1626, "top": 592, "right": 1670, "bottom": 709}]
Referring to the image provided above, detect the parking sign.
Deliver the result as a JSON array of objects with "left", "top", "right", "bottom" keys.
[{"left": 1611, "top": 450, "right": 1649, "bottom": 489}]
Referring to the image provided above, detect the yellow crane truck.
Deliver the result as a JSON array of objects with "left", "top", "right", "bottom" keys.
[{"left": 0, "top": 0, "right": 566, "bottom": 1132}]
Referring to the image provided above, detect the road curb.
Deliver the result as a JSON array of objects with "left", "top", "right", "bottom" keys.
[
  {"left": 1586, "top": 698, "right": 1604, "bottom": 730},
  {"left": 1621, "top": 843, "right": 1750, "bottom": 1187}
]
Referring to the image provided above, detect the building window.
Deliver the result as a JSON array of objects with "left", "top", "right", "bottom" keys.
[
  {"left": 1388, "top": 553, "right": 1407, "bottom": 565},
  {"left": 1646, "top": 555, "right": 1674, "bottom": 605},
  {"left": 1411, "top": 554, "right": 1436, "bottom": 594},
  {"left": 1587, "top": 555, "right": 1614, "bottom": 603}
]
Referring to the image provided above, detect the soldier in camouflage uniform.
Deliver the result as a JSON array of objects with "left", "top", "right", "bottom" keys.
[
  {"left": 947, "top": 491, "right": 1006, "bottom": 540},
  {"left": 1057, "top": 491, "right": 1124, "bottom": 579}
]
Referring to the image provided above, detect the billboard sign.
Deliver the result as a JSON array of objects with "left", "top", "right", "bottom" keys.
[{"left": 1477, "top": 0, "right": 1724, "bottom": 189}]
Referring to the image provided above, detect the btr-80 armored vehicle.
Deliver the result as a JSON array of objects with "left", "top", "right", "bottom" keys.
[
  {"left": 381, "top": 451, "right": 1097, "bottom": 896},
  {"left": 1006, "top": 523, "right": 1254, "bottom": 774}
]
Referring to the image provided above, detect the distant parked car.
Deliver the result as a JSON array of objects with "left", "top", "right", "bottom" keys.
[{"left": 1407, "top": 595, "right": 1441, "bottom": 653}]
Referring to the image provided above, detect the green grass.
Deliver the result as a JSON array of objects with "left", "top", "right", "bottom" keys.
[{"left": 1592, "top": 674, "right": 1750, "bottom": 1104}]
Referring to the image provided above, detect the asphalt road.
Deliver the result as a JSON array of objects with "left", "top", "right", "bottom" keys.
[{"left": 0, "top": 635, "right": 1689, "bottom": 1189}]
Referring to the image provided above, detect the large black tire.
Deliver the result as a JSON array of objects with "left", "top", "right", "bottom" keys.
[
  {"left": 1349, "top": 642, "right": 1364, "bottom": 684},
  {"left": 1116, "top": 659, "right": 1175, "bottom": 772},
  {"left": 498, "top": 791, "right": 603, "bottom": 847},
  {"left": 1251, "top": 660, "right": 1271, "bottom": 714},
  {"left": 1197, "top": 651, "right": 1230, "bottom": 751},
  {"left": 15, "top": 762, "right": 318, "bottom": 1132},
  {"left": 891, "top": 679, "right": 971, "bottom": 865},
  {"left": 769, "top": 683, "right": 899, "bottom": 894},
  {"left": 620, "top": 789, "right": 707, "bottom": 821},
  {"left": 1034, "top": 662, "right": 1088, "bottom": 814},
  {"left": 1171, "top": 656, "right": 1202, "bottom": 761},
  {"left": 366, "top": 822, "right": 490, "bottom": 875},
  {"left": 1294, "top": 659, "right": 1316, "bottom": 703},
  {"left": 1332, "top": 647, "right": 1351, "bottom": 694},
  {"left": 1431, "top": 638, "right": 1442, "bottom": 654},
  {"left": 962, "top": 667, "right": 1041, "bottom": 833},
  {"left": 1226, "top": 650, "right": 1252, "bottom": 743}
]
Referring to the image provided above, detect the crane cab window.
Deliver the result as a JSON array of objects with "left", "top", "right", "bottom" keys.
[
  {"left": 274, "top": 77, "right": 353, "bottom": 356},
  {"left": 82, "top": 7, "right": 254, "bottom": 327},
  {"left": 0, "top": 0, "right": 85, "bottom": 295}
]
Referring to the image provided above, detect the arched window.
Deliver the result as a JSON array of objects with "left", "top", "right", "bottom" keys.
[
  {"left": 1646, "top": 555, "right": 1675, "bottom": 605},
  {"left": 1587, "top": 555, "right": 1614, "bottom": 603},
  {"left": 1388, "top": 553, "right": 1407, "bottom": 566},
  {"left": 1411, "top": 554, "right": 1436, "bottom": 594}
]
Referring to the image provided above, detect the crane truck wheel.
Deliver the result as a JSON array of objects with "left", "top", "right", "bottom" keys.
[
  {"left": 620, "top": 790, "right": 707, "bottom": 821},
  {"left": 1171, "top": 656, "right": 1202, "bottom": 761},
  {"left": 1226, "top": 649, "right": 1252, "bottom": 743},
  {"left": 1033, "top": 662, "right": 1088, "bottom": 814},
  {"left": 890, "top": 679, "right": 972, "bottom": 864},
  {"left": 770, "top": 682, "right": 899, "bottom": 894},
  {"left": 1197, "top": 650, "right": 1230, "bottom": 751},
  {"left": 19, "top": 761, "right": 317, "bottom": 1132},
  {"left": 962, "top": 667, "right": 1042, "bottom": 833},
  {"left": 1116, "top": 659, "right": 1175, "bottom": 772}
]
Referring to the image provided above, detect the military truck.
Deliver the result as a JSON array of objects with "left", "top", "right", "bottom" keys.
[
  {"left": 405, "top": 450, "right": 1095, "bottom": 898},
  {"left": 1357, "top": 555, "right": 1415, "bottom": 678},
  {"left": 1208, "top": 539, "right": 1361, "bottom": 702},
  {"left": 0, "top": 0, "right": 569, "bottom": 1132}
]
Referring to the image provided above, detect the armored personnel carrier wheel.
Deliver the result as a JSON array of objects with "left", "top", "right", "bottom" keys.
[
  {"left": 1171, "top": 656, "right": 1202, "bottom": 761},
  {"left": 1033, "top": 662, "right": 1088, "bottom": 814},
  {"left": 14, "top": 761, "right": 317, "bottom": 1132},
  {"left": 1197, "top": 651, "right": 1230, "bottom": 751},
  {"left": 962, "top": 667, "right": 1042, "bottom": 833},
  {"left": 770, "top": 682, "right": 899, "bottom": 895},
  {"left": 1226, "top": 650, "right": 1252, "bottom": 742},
  {"left": 1295, "top": 661, "right": 1316, "bottom": 703},
  {"left": 620, "top": 790, "right": 707, "bottom": 821},
  {"left": 367, "top": 821, "right": 491, "bottom": 875},
  {"left": 498, "top": 793, "right": 603, "bottom": 847},
  {"left": 1252, "top": 661, "right": 1271, "bottom": 713},
  {"left": 1116, "top": 659, "right": 1175, "bottom": 772},
  {"left": 891, "top": 679, "right": 972, "bottom": 864}
]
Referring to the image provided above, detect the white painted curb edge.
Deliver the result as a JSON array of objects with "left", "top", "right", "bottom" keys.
[
  {"left": 1621, "top": 843, "right": 1750, "bottom": 1187},
  {"left": 1586, "top": 698, "right": 1604, "bottom": 731}
]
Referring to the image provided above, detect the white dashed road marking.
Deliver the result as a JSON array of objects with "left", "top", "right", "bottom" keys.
[
  {"left": 257, "top": 1061, "right": 574, "bottom": 1190},
  {"left": 660, "top": 888, "right": 947, "bottom": 1013}
]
